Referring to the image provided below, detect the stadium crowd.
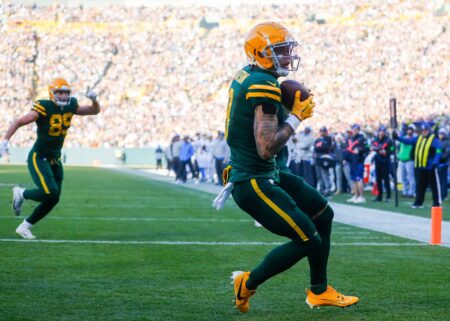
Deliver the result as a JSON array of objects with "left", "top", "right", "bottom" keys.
[
  {"left": 1, "top": 1, "right": 448, "bottom": 150},
  {"left": 163, "top": 121, "right": 449, "bottom": 207}
]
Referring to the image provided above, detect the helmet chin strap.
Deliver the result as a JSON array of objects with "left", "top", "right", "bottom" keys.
[{"left": 276, "top": 68, "right": 289, "bottom": 77}]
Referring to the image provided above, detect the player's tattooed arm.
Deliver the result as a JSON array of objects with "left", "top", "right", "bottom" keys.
[{"left": 254, "top": 105, "right": 294, "bottom": 160}]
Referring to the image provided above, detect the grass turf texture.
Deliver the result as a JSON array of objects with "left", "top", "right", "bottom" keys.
[{"left": 0, "top": 165, "right": 448, "bottom": 321}]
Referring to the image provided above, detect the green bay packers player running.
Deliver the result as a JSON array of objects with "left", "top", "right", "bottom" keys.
[
  {"left": 0, "top": 78, "right": 100, "bottom": 239},
  {"left": 224, "top": 22, "right": 359, "bottom": 312}
]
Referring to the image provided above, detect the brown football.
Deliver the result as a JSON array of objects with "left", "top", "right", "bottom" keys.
[{"left": 280, "top": 80, "right": 311, "bottom": 110}]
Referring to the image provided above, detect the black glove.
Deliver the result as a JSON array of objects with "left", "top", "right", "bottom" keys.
[{"left": 392, "top": 131, "right": 399, "bottom": 140}]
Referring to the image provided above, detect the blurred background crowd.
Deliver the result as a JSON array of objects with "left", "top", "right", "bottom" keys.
[
  {"left": 1, "top": 1, "right": 448, "bottom": 206},
  {"left": 163, "top": 121, "right": 449, "bottom": 207},
  {"left": 1, "top": 1, "right": 448, "bottom": 149}
]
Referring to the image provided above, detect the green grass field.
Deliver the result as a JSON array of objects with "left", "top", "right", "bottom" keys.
[{"left": 0, "top": 165, "right": 449, "bottom": 321}]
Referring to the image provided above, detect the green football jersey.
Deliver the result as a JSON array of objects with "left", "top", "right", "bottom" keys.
[
  {"left": 31, "top": 98, "right": 78, "bottom": 158},
  {"left": 275, "top": 145, "right": 291, "bottom": 174},
  {"left": 225, "top": 65, "right": 285, "bottom": 183}
]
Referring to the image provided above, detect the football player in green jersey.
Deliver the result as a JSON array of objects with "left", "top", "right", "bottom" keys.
[
  {"left": 0, "top": 78, "right": 100, "bottom": 239},
  {"left": 224, "top": 22, "right": 359, "bottom": 312}
]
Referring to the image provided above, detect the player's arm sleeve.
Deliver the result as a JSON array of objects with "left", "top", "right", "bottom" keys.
[
  {"left": 31, "top": 101, "right": 47, "bottom": 118},
  {"left": 246, "top": 81, "right": 282, "bottom": 110}
]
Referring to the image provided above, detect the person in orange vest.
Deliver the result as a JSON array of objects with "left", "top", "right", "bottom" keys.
[{"left": 393, "top": 123, "right": 442, "bottom": 208}]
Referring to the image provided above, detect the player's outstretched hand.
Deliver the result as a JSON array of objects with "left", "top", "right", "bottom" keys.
[
  {"left": 0, "top": 139, "right": 9, "bottom": 159},
  {"left": 85, "top": 90, "right": 98, "bottom": 102},
  {"left": 291, "top": 91, "right": 315, "bottom": 121},
  {"left": 392, "top": 130, "right": 399, "bottom": 140}
]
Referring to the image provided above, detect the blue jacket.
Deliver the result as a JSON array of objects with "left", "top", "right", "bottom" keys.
[
  {"left": 397, "top": 134, "right": 441, "bottom": 169},
  {"left": 179, "top": 142, "right": 194, "bottom": 162}
]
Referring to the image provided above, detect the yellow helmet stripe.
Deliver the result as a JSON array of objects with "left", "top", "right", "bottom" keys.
[
  {"left": 246, "top": 92, "right": 281, "bottom": 102},
  {"left": 248, "top": 84, "right": 281, "bottom": 94}
]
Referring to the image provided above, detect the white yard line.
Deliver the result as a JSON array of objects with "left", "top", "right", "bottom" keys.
[
  {"left": 0, "top": 238, "right": 426, "bottom": 246},
  {"left": 0, "top": 216, "right": 252, "bottom": 223},
  {"left": 0, "top": 216, "right": 376, "bottom": 235}
]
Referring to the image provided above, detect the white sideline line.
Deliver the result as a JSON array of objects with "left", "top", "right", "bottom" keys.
[
  {"left": 0, "top": 215, "right": 368, "bottom": 228},
  {"left": 0, "top": 216, "right": 251, "bottom": 223},
  {"left": 0, "top": 183, "right": 16, "bottom": 187},
  {"left": 0, "top": 238, "right": 426, "bottom": 246},
  {"left": 0, "top": 216, "right": 372, "bottom": 234}
]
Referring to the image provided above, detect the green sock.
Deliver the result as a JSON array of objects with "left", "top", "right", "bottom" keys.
[
  {"left": 246, "top": 240, "right": 311, "bottom": 290},
  {"left": 308, "top": 206, "right": 334, "bottom": 294}
]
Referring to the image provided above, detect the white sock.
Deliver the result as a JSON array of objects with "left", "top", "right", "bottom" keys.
[{"left": 21, "top": 220, "right": 33, "bottom": 229}]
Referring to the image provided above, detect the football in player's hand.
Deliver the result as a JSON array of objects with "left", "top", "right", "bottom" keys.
[{"left": 280, "top": 80, "right": 311, "bottom": 110}]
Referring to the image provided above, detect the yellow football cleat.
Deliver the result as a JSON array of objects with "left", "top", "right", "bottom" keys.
[
  {"left": 305, "top": 285, "right": 359, "bottom": 309},
  {"left": 231, "top": 271, "right": 255, "bottom": 313}
]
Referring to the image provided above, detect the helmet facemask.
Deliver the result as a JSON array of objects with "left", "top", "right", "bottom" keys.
[
  {"left": 262, "top": 37, "right": 300, "bottom": 76},
  {"left": 51, "top": 88, "right": 71, "bottom": 107}
]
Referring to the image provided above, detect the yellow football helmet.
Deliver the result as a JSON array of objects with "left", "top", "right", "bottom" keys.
[
  {"left": 48, "top": 78, "right": 71, "bottom": 106},
  {"left": 244, "top": 22, "right": 300, "bottom": 76}
]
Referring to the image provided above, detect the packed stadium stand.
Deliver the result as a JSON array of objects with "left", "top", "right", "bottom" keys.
[{"left": 1, "top": 1, "right": 448, "bottom": 148}]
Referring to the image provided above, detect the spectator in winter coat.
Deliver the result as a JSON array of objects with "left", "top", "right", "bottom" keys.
[
  {"left": 345, "top": 124, "right": 369, "bottom": 203},
  {"left": 314, "top": 127, "right": 335, "bottom": 197},
  {"left": 370, "top": 126, "right": 394, "bottom": 202},
  {"left": 297, "top": 127, "right": 315, "bottom": 186},
  {"left": 437, "top": 128, "right": 449, "bottom": 201},
  {"left": 394, "top": 123, "right": 442, "bottom": 207},
  {"left": 398, "top": 124, "right": 416, "bottom": 198}
]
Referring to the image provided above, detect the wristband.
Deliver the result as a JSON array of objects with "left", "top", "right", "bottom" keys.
[{"left": 285, "top": 114, "right": 302, "bottom": 131}]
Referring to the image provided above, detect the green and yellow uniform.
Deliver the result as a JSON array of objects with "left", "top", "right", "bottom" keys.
[
  {"left": 226, "top": 65, "right": 286, "bottom": 183},
  {"left": 226, "top": 66, "right": 333, "bottom": 294},
  {"left": 23, "top": 98, "right": 78, "bottom": 224},
  {"left": 275, "top": 145, "right": 290, "bottom": 174},
  {"left": 31, "top": 98, "right": 77, "bottom": 158}
]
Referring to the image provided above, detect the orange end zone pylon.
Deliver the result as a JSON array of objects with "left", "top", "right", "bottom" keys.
[{"left": 430, "top": 206, "right": 442, "bottom": 245}]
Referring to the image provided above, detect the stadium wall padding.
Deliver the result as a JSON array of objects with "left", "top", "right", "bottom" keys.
[{"left": 5, "top": 147, "right": 162, "bottom": 167}]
